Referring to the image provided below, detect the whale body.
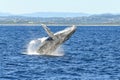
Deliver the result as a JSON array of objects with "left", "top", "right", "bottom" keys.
[{"left": 28, "top": 24, "right": 76, "bottom": 55}]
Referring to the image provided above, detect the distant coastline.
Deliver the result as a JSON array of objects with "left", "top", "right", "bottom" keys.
[
  {"left": 0, "top": 14, "right": 120, "bottom": 26},
  {"left": 0, "top": 24, "right": 120, "bottom": 26}
]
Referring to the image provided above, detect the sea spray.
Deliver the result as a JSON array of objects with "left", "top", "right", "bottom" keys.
[
  {"left": 27, "top": 39, "right": 40, "bottom": 55},
  {"left": 26, "top": 39, "right": 64, "bottom": 56}
]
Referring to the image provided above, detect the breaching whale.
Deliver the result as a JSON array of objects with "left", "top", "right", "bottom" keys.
[{"left": 28, "top": 24, "right": 76, "bottom": 56}]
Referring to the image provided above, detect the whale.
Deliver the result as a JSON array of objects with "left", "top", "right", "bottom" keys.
[{"left": 28, "top": 24, "right": 76, "bottom": 55}]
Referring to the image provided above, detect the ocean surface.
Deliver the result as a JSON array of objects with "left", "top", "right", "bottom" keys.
[{"left": 0, "top": 26, "right": 120, "bottom": 80}]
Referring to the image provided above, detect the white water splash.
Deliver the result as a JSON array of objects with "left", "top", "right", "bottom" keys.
[{"left": 24, "top": 38, "right": 64, "bottom": 56}]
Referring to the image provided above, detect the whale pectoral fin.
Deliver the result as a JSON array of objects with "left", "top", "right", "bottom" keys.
[{"left": 41, "top": 24, "right": 57, "bottom": 40}]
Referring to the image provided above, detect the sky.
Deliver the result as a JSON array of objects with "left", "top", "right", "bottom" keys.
[{"left": 0, "top": 0, "right": 120, "bottom": 14}]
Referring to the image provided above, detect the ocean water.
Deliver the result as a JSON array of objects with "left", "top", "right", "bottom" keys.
[{"left": 0, "top": 26, "right": 120, "bottom": 80}]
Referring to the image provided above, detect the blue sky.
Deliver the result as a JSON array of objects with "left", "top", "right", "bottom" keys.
[{"left": 0, "top": 0, "right": 120, "bottom": 14}]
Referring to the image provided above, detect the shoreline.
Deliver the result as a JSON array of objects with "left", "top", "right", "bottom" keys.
[{"left": 0, "top": 24, "right": 120, "bottom": 26}]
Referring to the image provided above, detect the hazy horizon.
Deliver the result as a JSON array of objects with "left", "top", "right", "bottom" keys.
[
  {"left": 0, "top": 0, "right": 120, "bottom": 14},
  {"left": 1, "top": 12, "right": 120, "bottom": 15}
]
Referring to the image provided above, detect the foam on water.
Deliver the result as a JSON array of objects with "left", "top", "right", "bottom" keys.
[{"left": 25, "top": 39, "right": 64, "bottom": 56}]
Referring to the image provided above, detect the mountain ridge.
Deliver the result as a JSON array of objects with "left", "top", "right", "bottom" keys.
[{"left": 0, "top": 12, "right": 89, "bottom": 17}]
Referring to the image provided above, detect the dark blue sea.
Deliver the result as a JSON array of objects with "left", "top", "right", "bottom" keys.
[{"left": 0, "top": 26, "right": 120, "bottom": 80}]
